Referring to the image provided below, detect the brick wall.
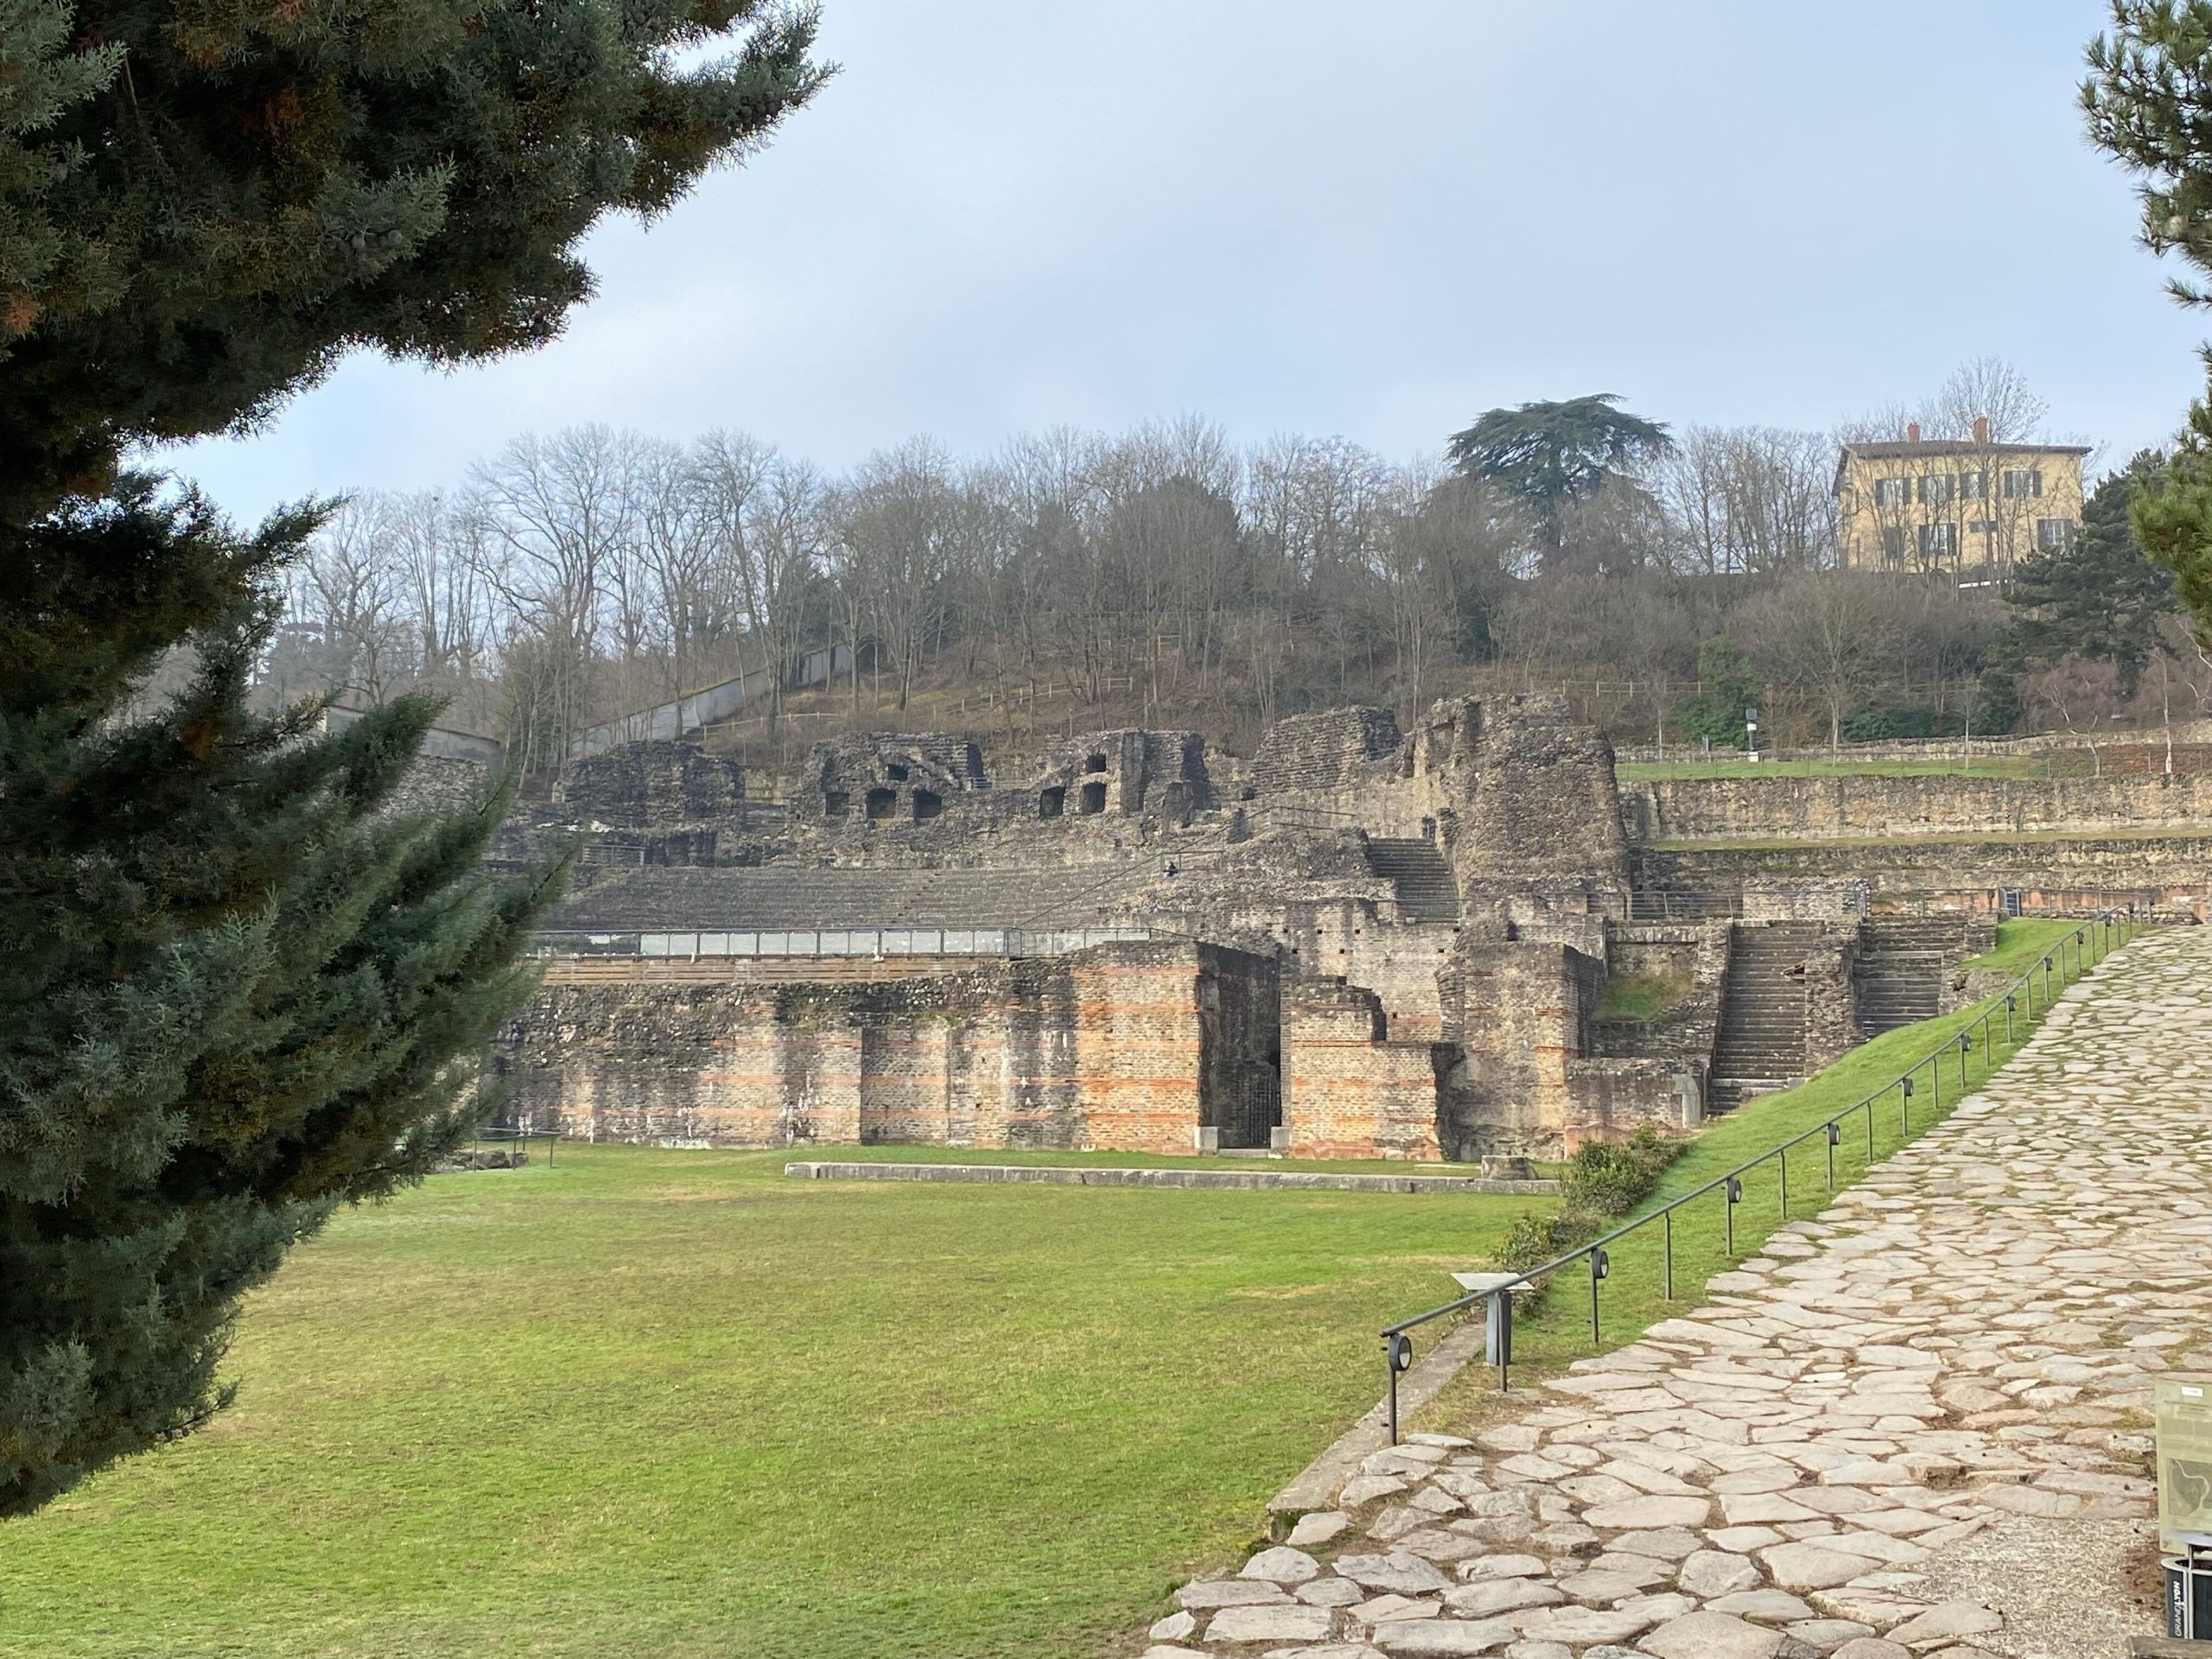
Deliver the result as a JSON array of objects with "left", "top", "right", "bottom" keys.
[
  {"left": 1437, "top": 938, "right": 1606, "bottom": 1160},
  {"left": 1280, "top": 977, "right": 1442, "bottom": 1160},
  {"left": 497, "top": 940, "right": 1280, "bottom": 1155}
]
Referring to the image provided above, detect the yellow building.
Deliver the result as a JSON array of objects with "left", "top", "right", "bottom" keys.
[{"left": 1834, "top": 420, "right": 2088, "bottom": 577}]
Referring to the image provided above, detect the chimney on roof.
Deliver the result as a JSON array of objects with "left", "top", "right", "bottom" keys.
[
  {"left": 1906, "top": 422, "right": 1922, "bottom": 443},
  {"left": 1973, "top": 416, "right": 1990, "bottom": 445}
]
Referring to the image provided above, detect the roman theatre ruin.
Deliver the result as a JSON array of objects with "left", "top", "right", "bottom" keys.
[{"left": 443, "top": 696, "right": 2212, "bottom": 1160}]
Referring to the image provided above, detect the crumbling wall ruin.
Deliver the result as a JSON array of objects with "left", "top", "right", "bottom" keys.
[
  {"left": 556, "top": 741, "right": 745, "bottom": 826},
  {"left": 499, "top": 941, "right": 1280, "bottom": 1154},
  {"left": 493, "top": 689, "right": 2160, "bottom": 1164}
]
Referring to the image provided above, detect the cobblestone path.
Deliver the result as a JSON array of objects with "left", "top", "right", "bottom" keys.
[{"left": 1141, "top": 927, "right": 2211, "bottom": 1659}]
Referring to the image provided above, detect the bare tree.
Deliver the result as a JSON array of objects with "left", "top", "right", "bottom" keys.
[
  {"left": 468, "top": 426, "right": 638, "bottom": 772},
  {"left": 1734, "top": 573, "right": 1897, "bottom": 749}
]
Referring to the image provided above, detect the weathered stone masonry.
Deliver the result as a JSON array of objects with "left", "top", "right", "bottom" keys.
[{"left": 501, "top": 941, "right": 1281, "bottom": 1154}]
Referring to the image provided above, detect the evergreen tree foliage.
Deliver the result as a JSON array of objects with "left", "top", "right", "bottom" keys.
[
  {"left": 1669, "top": 640, "right": 1763, "bottom": 749},
  {"left": 0, "top": 0, "right": 823, "bottom": 1513},
  {"left": 1999, "top": 454, "right": 2176, "bottom": 696},
  {"left": 1, "top": 0, "right": 826, "bottom": 518},
  {"left": 2087, "top": 5, "right": 2212, "bottom": 639},
  {"left": 1445, "top": 395, "right": 1672, "bottom": 561}
]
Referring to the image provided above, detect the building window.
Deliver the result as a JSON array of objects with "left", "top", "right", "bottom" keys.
[
  {"left": 1918, "top": 474, "right": 1955, "bottom": 505},
  {"left": 1873, "top": 476, "right": 1911, "bottom": 507},
  {"left": 1959, "top": 471, "right": 1987, "bottom": 500},
  {"left": 1879, "top": 526, "right": 1906, "bottom": 567},
  {"left": 2001, "top": 468, "right": 2044, "bottom": 499},
  {"left": 1917, "top": 522, "right": 1959, "bottom": 562},
  {"left": 2037, "top": 518, "right": 2077, "bottom": 550},
  {"left": 1967, "top": 519, "right": 1996, "bottom": 537}
]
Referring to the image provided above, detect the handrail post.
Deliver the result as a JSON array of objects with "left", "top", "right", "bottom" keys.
[
  {"left": 1778, "top": 1148, "right": 1788, "bottom": 1220},
  {"left": 1662, "top": 1210, "right": 1674, "bottom": 1300},
  {"left": 1589, "top": 1249, "right": 1607, "bottom": 1346}
]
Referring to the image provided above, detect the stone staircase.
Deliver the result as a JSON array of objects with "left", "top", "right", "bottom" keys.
[
  {"left": 1849, "top": 925, "right": 1955, "bottom": 1039},
  {"left": 1707, "top": 922, "right": 1826, "bottom": 1115},
  {"left": 1853, "top": 916, "right": 1969, "bottom": 1038},
  {"left": 1365, "top": 837, "right": 1462, "bottom": 922}
]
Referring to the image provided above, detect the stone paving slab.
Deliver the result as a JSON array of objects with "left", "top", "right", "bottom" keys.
[{"left": 1141, "top": 928, "right": 2206, "bottom": 1658}]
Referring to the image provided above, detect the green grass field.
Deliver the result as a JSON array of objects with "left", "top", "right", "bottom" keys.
[
  {"left": 0, "top": 1145, "right": 1544, "bottom": 1659},
  {"left": 0, "top": 918, "right": 2121, "bottom": 1658}
]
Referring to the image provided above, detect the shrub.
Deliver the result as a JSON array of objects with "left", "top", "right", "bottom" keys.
[
  {"left": 1560, "top": 1124, "right": 1681, "bottom": 1215},
  {"left": 1491, "top": 1126, "right": 1684, "bottom": 1294}
]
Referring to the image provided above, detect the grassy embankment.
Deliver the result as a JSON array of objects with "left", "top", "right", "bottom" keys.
[{"left": 1414, "top": 916, "right": 2092, "bottom": 1427}]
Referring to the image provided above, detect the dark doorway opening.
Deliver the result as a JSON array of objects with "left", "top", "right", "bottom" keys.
[
  {"left": 864, "top": 787, "right": 897, "bottom": 822},
  {"left": 1039, "top": 786, "right": 1065, "bottom": 818},
  {"left": 912, "top": 790, "right": 943, "bottom": 821},
  {"left": 1216, "top": 1068, "right": 1282, "bottom": 1151},
  {"left": 1078, "top": 780, "right": 1107, "bottom": 815}
]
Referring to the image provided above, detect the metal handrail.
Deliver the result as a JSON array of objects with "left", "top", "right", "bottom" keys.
[{"left": 1376, "top": 907, "right": 2147, "bottom": 1441}]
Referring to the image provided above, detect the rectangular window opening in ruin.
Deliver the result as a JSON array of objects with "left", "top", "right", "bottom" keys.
[
  {"left": 912, "top": 790, "right": 943, "bottom": 821},
  {"left": 1039, "top": 785, "right": 1065, "bottom": 818},
  {"left": 865, "top": 787, "right": 897, "bottom": 822},
  {"left": 885, "top": 762, "right": 910, "bottom": 782},
  {"left": 822, "top": 791, "right": 849, "bottom": 818},
  {"left": 1078, "top": 780, "right": 1107, "bottom": 815},
  {"left": 1084, "top": 753, "right": 1108, "bottom": 773}
]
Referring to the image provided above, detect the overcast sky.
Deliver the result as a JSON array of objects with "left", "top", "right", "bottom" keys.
[{"left": 177, "top": 0, "right": 2205, "bottom": 519}]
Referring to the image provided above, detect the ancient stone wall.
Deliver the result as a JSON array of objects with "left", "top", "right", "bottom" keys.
[
  {"left": 1626, "top": 772, "right": 2212, "bottom": 842},
  {"left": 1642, "top": 836, "right": 2212, "bottom": 917},
  {"left": 1279, "top": 978, "right": 1442, "bottom": 1160},
  {"left": 1436, "top": 939, "right": 1606, "bottom": 1159},
  {"left": 1427, "top": 696, "right": 1631, "bottom": 894},
  {"left": 1801, "top": 928, "right": 1860, "bottom": 1072},
  {"left": 496, "top": 940, "right": 1276, "bottom": 1155},
  {"left": 556, "top": 741, "right": 745, "bottom": 827},
  {"left": 1594, "top": 923, "right": 1727, "bottom": 1073},
  {"left": 1559, "top": 1059, "right": 1702, "bottom": 1149},
  {"left": 1249, "top": 706, "right": 1402, "bottom": 798},
  {"left": 385, "top": 754, "right": 493, "bottom": 820}
]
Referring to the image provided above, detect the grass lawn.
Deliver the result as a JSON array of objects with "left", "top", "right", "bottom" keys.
[
  {"left": 1618, "top": 754, "right": 2086, "bottom": 782},
  {"left": 0, "top": 1146, "right": 1545, "bottom": 1659},
  {"left": 1594, "top": 972, "right": 1690, "bottom": 1023},
  {"left": 1414, "top": 916, "right": 2104, "bottom": 1429}
]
